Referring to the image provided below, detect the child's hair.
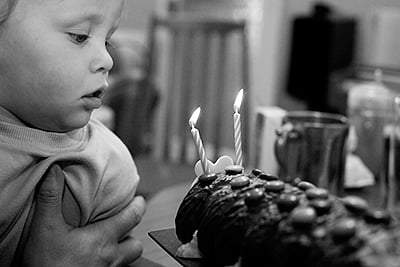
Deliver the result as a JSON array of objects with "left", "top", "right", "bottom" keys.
[{"left": 0, "top": 0, "right": 17, "bottom": 25}]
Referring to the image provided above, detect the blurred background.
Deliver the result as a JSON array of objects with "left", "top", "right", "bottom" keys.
[{"left": 95, "top": 0, "right": 400, "bottom": 197}]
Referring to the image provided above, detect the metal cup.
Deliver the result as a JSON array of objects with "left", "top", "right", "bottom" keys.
[{"left": 274, "top": 111, "right": 349, "bottom": 195}]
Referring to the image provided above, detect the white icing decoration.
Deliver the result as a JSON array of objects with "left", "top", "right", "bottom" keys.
[
  {"left": 194, "top": 155, "right": 234, "bottom": 177},
  {"left": 191, "top": 155, "right": 234, "bottom": 188}
]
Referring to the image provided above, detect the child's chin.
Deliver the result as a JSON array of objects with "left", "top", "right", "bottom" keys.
[{"left": 44, "top": 118, "right": 89, "bottom": 133}]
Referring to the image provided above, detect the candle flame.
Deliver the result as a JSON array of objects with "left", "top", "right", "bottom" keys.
[
  {"left": 233, "top": 89, "right": 244, "bottom": 112},
  {"left": 189, "top": 107, "right": 201, "bottom": 127},
  {"left": 395, "top": 96, "right": 400, "bottom": 106}
]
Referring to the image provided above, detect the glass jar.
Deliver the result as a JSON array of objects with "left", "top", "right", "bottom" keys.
[{"left": 346, "top": 69, "right": 394, "bottom": 209}]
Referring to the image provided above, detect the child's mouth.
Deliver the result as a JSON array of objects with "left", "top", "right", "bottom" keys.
[
  {"left": 85, "top": 89, "right": 105, "bottom": 98},
  {"left": 82, "top": 89, "right": 106, "bottom": 109}
]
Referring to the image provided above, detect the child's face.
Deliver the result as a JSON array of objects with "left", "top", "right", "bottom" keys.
[{"left": 0, "top": 0, "right": 125, "bottom": 132}]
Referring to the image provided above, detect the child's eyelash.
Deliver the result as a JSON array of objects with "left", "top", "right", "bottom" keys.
[
  {"left": 68, "top": 33, "right": 90, "bottom": 45},
  {"left": 68, "top": 33, "right": 116, "bottom": 49}
]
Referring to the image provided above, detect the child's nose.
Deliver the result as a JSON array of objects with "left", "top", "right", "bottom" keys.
[{"left": 90, "top": 46, "right": 114, "bottom": 74}]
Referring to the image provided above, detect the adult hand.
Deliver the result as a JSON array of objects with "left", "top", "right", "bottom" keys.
[{"left": 22, "top": 164, "right": 146, "bottom": 267}]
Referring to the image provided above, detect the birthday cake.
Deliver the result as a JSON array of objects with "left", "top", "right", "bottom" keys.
[{"left": 174, "top": 164, "right": 400, "bottom": 267}]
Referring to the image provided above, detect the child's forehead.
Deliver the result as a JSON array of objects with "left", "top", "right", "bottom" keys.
[
  {"left": 14, "top": 0, "right": 125, "bottom": 24},
  {"left": 17, "top": 0, "right": 125, "bottom": 13}
]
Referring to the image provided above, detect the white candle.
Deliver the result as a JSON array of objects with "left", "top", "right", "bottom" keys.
[
  {"left": 189, "top": 107, "right": 210, "bottom": 174},
  {"left": 233, "top": 89, "right": 244, "bottom": 166}
]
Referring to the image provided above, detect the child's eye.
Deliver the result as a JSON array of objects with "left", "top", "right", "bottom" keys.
[{"left": 68, "top": 33, "right": 89, "bottom": 45}]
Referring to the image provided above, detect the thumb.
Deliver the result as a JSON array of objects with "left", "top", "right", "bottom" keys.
[{"left": 34, "top": 164, "right": 65, "bottom": 224}]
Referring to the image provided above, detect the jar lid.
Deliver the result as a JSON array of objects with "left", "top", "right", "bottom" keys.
[{"left": 348, "top": 69, "right": 394, "bottom": 111}]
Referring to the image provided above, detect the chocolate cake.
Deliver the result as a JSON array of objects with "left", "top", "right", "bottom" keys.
[{"left": 175, "top": 165, "right": 400, "bottom": 267}]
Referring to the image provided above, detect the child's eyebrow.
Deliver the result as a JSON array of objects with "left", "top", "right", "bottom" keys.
[
  {"left": 61, "top": 11, "right": 121, "bottom": 33},
  {"left": 62, "top": 11, "right": 106, "bottom": 25}
]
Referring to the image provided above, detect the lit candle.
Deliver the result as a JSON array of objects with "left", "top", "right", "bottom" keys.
[
  {"left": 233, "top": 89, "right": 244, "bottom": 166},
  {"left": 189, "top": 107, "right": 210, "bottom": 174}
]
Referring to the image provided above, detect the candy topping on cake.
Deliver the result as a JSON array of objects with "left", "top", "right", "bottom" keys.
[{"left": 230, "top": 176, "right": 250, "bottom": 189}]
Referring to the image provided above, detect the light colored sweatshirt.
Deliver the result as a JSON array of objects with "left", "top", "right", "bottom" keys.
[{"left": 0, "top": 111, "right": 139, "bottom": 266}]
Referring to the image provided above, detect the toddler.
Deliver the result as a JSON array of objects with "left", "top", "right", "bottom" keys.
[{"left": 0, "top": 0, "right": 142, "bottom": 265}]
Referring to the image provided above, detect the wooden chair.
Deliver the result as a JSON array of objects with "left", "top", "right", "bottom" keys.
[{"left": 144, "top": 15, "right": 250, "bottom": 165}]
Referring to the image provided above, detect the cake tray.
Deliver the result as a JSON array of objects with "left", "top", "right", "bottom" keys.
[{"left": 148, "top": 228, "right": 205, "bottom": 267}]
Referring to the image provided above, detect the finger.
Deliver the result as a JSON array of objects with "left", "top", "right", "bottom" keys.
[
  {"left": 118, "top": 236, "right": 143, "bottom": 265},
  {"left": 34, "top": 164, "right": 65, "bottom": 225},
  {"left": 99, "top": 195, "right": 146, "bottom": 239}
]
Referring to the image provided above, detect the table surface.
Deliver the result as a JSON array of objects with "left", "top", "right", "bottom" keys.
[
  {"left": 131, "top": 180, "right": 193, "bottom": 267},
  {"left": 129, "top": 257, "right": 166, "bottom": 267}
]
